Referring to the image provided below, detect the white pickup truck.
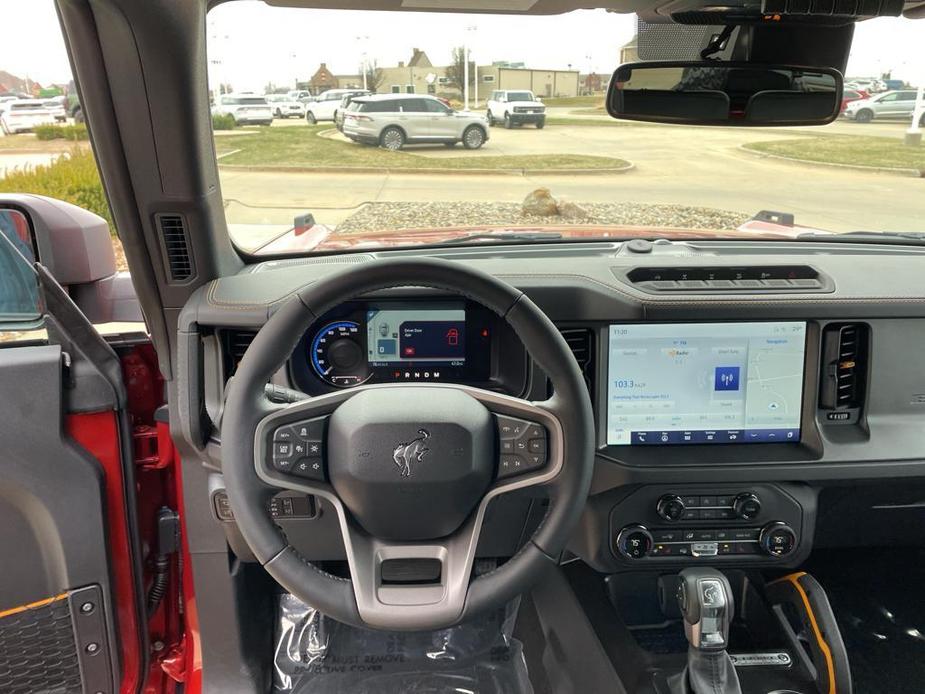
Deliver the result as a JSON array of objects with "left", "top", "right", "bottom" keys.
[{"left": 485, "top": 90, "right": 546, "bottom": 129}]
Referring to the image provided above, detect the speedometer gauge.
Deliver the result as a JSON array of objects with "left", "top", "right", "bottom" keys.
[{"left": 309, "top": 321, "right": 371, "bottom": 387}]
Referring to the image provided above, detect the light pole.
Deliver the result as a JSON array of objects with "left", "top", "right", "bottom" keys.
[
  {"left": 584, "top": 54, "right": 593, "bottom": 95},
  {"left": 357, "top": 35, "right": 369, "bottom": 91},
  {"left": 465, "top": 25, "right": 478, "bottom": 110},
  {"left": 906, "top": 82, "right": 924, "bottom": 146},
  {"left": 463, "top": 48, "right": 470, "bottom": 111}
]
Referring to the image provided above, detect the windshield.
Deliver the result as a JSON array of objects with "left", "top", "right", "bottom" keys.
[{"left": 205, "top": 5, "right": 924, "bottom": 255}]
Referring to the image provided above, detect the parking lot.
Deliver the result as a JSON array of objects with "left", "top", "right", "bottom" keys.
[
  {"left": 2, "top": 107, "right": 922, "bottom": 250},
  {"left": 217, "top": 114, "right": 923, "bottom": 248}
]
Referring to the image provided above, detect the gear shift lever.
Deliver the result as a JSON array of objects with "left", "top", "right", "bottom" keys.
[{"left": 670, "top": 568, "right": 742, "bottom": 694}]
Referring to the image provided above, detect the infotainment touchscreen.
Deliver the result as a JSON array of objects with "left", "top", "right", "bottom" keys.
[{"left": 606, "top": 322, "right": 807, "bottom": 446}]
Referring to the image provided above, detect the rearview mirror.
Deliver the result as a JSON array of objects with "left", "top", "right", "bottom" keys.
[{"left": 607, "top": 62, "right": 842, "bottom": 126}]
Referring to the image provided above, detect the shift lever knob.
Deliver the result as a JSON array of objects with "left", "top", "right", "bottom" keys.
[{"left": 677, "top": 568, "right": 734, "bottom": 651}]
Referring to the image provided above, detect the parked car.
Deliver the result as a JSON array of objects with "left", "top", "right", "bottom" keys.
[
  {"left": 847, "top": 77, "right": 887, "bottom": 93},
  {"left": 304, "top": 89, "right": 369, "bottom": 124},
  {"left": 485, "top": 90, "right": 546, "bottom": 128},
  {"left": 334, "top": 92, "right": 375, "bottom": 131},
  {"left": 843, "top": 90, "right": 923, "bottom": 124},
  {"left": 288, "top": 89, "right": 312, "bottom": 101},
  {"left": 265, "top": 94, "right": 306, "bottom": 119},
  {"left": 0, "top": 99, "right": 57, "bottom": 134},
  {"left": 44, "top": 97, "right": 68, "bottom": 122},
  {"left": 840, "top": 88, "right": 870, "bottom": 113},
  {"left": 211, "top": 93, "right": 273, "bottom": 125},
  {"left": 342, "top": 93, "right": 488, "bottom": 150}
]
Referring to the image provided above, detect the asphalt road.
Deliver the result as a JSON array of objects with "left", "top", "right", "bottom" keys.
[{"left": 221, "top": 118, "right": 923, "bottom": 249}]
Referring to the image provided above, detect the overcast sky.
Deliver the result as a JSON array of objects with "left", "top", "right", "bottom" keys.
[{"left": 2, "top": 0, "right": 922, "bottom": 91}]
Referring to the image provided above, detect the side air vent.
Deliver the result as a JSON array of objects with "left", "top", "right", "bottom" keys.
[
  {"left": 560, "top": 328, "right": 595, "bottom": 394},
  {"left": 222, "top": 330, "right": 257, "bottom": 379},
  {"left": 819, "top": 324, "right": 868, "bottom": 418},
  {"left": 155, "top": 213, "right": 195, "bottom": 282}
]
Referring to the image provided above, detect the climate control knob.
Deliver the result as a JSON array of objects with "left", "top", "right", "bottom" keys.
[
  {"left": 656, "top": 494, "right": 686, "bottom": 522},
  {"left": 759, "top": 522, "right": 797, "bottom": 558},
  {"left": 733, "top": 493, "right": 762, "bottom": 520},
  {"left": 615, "top": 525, "right": 653, "bottom": 560}
]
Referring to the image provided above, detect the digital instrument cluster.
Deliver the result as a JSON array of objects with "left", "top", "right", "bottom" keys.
[{"left": 293, "top": 300, "right": 502, "bottom": 391}]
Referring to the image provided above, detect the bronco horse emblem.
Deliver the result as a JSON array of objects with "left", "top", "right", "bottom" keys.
[{"left": 392, "top": 429, "right": 430, "bottom": 477}]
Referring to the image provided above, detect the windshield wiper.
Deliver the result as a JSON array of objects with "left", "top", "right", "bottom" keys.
[
  {"left": 440, "top": 231, "right": 564, "bottom": 245},
  {"left": 797, "top": 231, "right": 925, "bottom": 244}
]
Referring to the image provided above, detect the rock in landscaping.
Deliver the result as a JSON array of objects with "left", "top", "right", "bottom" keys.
[
  {"left": 557, "top": 200, "right": 590, "bottom": 220},
  {"left": 521, "top": 188, "right": 559, "bottom": 216}
]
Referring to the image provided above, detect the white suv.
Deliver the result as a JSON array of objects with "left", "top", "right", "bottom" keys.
[
  {"left": 342, "top": 94, "right": 489, "bottom": 150},
  {"left": 266, "top": 94, "right": 306, "bottom": 119},
  {"left": 304, "top": 89, "right": 370, "bottom": 124},
  {"left": 212, "top": 93, "right": 273, "bottom": 125},
  {"left": 486, "top": 90, "right": 546, "bottom": 129}
]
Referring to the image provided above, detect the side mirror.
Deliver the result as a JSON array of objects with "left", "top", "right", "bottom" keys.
[
  {"left": 0, "top": 209, "right": 43, "bottom": 330},
  {"left": 607, "top": 61, "right": 843, "bottom": 126},
  {"left": 0, "top": 196, "right": 142, "bottom": 325}
]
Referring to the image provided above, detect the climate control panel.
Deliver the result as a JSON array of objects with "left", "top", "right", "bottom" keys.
[
  {"left": 614, "top": 522, "right": 797, "bottom": 560},
  {"left": 655, "top": 492, "right": 762, "bottom": 522},
  {"left": 608, "top": 484, "right": 812, "bottom": 566}
]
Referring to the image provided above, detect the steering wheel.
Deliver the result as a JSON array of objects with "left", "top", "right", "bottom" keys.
[{"left": 222, "top": 258, "right": 594, "bottom": 630}]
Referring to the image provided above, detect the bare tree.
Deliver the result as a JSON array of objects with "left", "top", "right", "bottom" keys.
[
  {"left": 362, "top": 59, "right": 385, "bottom": 92},
  {"left": 445, "top": 46, "right": 475, "bottom": 92}
]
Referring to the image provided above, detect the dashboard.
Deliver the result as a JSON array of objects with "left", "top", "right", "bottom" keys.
[{"left": 177, "top": 238, "right": 925, "bottom": 573}]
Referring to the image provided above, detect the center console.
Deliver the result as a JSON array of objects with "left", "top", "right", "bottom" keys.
[{"left": 610, "top": 484, "right": 814, "bottom": 566}]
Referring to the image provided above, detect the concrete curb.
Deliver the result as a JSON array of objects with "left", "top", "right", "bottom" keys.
[
  {"left": 218, "top": 162, "right": 635, "bottom": 176},
  {"left": 738, "top": 144, "right": 923, "bottom": 178}
]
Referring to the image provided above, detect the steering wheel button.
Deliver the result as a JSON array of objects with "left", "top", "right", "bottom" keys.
[
  {"left": 496, "top": 415, "right": 529, "bottom": 439},
  {"left": 514, "top": 439, "right": 528, "bottom": 452},
  {"left": 273, "top": 442, "right": 294, "bottom": 459},
  {"left": 305, "top": 440, "right": 324, "bottom": 457},
  {"left": 273, "top": 457, "right": 295, "bottom": 473},
  {"left": 293, "top": 417, "right": 326, "bottom": 440},
  {"left": 498, "top": 454, "right": 524, "bottom": 478},
  {"left": 528, "top": 438, "right": 546, "bottom": 454},
  {"left": 273, "top": 428, "right": 294, "bottom": 442},
  {"left": 293, "top": 457, "right": 325, "bottom": 481},
  {"left": 500, "top": 440, "right": 514, "bottom": 453},
  {"left": 293, "top": 441, "right": 307, "bottom": 457}
]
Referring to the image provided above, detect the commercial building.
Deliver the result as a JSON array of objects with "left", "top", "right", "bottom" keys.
[{"left": 334, "top": 50, "right": 581, "bottom": 100}]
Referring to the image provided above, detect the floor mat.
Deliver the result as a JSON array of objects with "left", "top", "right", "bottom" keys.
[
  {"left": 273, "top": 593, "right": 533, "bottom": 693},
  {"left": 802, "top": 548, "right": 925, "bottom": 694}
]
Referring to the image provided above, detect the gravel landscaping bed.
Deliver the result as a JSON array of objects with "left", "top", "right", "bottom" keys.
[{"left": 334, "top": 201, "right": 751, "bottom": 234}]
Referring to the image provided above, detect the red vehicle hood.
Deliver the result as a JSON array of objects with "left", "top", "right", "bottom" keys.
[{"left": 252, "top": 219, "right": 829, "bottom": 256}]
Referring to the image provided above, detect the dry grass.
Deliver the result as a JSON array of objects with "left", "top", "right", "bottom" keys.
[{"left": 744, "top": 135, "right": 925, "bottom": 171}]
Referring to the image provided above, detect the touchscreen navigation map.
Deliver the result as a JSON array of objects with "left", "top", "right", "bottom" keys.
[
  {"left": 606, "top": 322, "right": 806, "bottom": 446},
  {"left": 366, "top": 304, "right": 466, "bottom": 366}
]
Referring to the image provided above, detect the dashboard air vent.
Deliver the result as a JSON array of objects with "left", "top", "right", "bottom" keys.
[
  {"left": 222, "top": 330, "right": 257, "bottom": 379},
  {"left": 156, "top": 213, "right": 194, "bottom": 282},
  {"left": 820, "top": 324, "right": 868, "bottom": 415},
  {"left": 621, "top": 265, "right": 828, "bottom": 293},
  {"left": 560, "top": 328, "right": 595, "bottom": 394}
]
